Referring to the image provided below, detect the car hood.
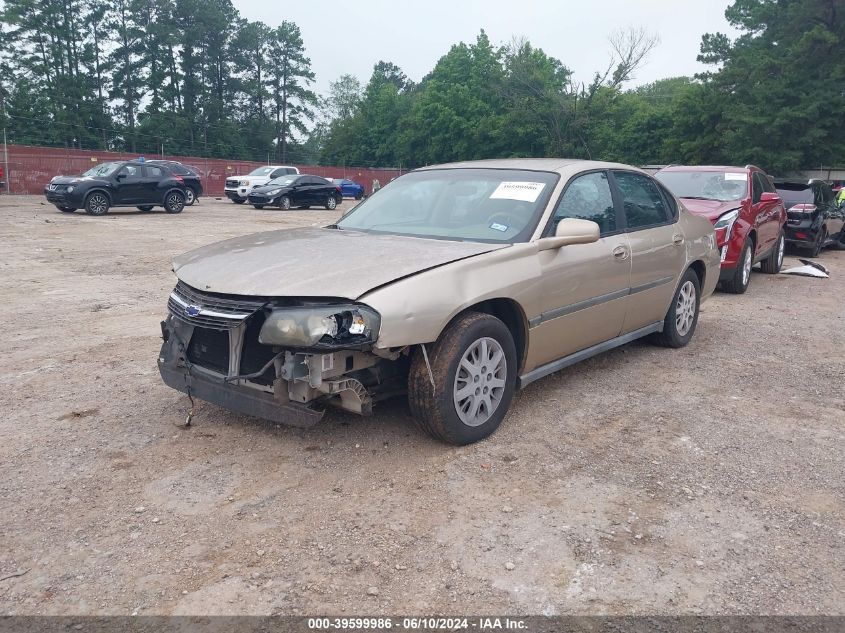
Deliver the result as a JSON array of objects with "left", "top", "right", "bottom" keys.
[
  {"left": 250, "top": 184, "right": 291, "bottom": 194},
  {"left": 49, "top": 175, "right": 101, "bottom": 185},
  {"left": 172, "top": 227, "right": 509, "bottom": 299},
  {"left": 680, "top": 198, "right": 742, "bottom": 223}
]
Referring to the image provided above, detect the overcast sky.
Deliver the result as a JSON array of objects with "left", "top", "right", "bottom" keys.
[{"left": 236, "top": 0, "right": 739, "bottom": 96}]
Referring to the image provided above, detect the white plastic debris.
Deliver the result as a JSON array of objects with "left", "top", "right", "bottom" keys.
[{"left": 781, "top": 259, "right": 830, "bottom": 278}]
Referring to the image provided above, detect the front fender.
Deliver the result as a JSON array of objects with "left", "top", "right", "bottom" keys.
[{"left": 361, "top": 243, "right": 542, "bottom": 350}]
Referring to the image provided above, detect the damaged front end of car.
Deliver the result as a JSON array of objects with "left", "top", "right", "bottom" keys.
[{"left": 157, "top": 281, "right": 408, "bottom": 427}]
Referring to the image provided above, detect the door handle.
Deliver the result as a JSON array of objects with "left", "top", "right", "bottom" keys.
[
  {"left": 672, "top": 234, "right": 684, "bottom": 245},
  {"left": 612, "top": 245, "right": 629, "bottom": 260}
]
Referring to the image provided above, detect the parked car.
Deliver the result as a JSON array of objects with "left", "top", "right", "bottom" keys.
[
  {"left": 774, "top": 179, "right": 845, "bottom": 256},
  {"left": 158, "top": 159, "right": 719, "bottom": 445},
  {"left": 247, "top": 174, "right": 342, "bottom": 210},
  {"left": 45, "top": 161, "right": 187, "bottom": 215},
  {"left": 148, "top": 160, "right": 203, "bottom": 206},
  {"left": 224, "top": 165, "right": 299, "bottom": 203},
  {"left": 655, "top": 165, "right": 787, "bottom": 294},
  {"left": 330, "top": 178, "right": 365, "bottom": 199}
]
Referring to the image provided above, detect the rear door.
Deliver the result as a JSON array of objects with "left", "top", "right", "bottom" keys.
[
  {"left": 141, "top": 164, "right": 167, "bottom": 203},
  {"left": 820, "top": 183, "right": 845, "bottom": 237},
  {"left": 611, "top": 170, "right": 686, "bottom": 334},
  {"left": 527, "top": 170, "right": 631, "bottom": 369}
]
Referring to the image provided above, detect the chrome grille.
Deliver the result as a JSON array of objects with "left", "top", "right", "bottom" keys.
[{"left": 168, "top": 281, "right": 266, "bottom": 330}]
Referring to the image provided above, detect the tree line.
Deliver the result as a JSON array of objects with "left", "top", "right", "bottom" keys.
[{"left": 1, "top": 0, "right": 842, "bottom": 173}]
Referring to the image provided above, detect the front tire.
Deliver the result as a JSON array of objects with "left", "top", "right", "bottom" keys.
[
  {"left": 760, "top": 230, "right": 784, "bottom": 274},
  {"left": 652, "top": 268, "right": 700, "bottom": 348},
  {"left": 279, "top": 196, "right": 291, "bottom": 210},
  {"left": 164, "top": 191, "right": 185, "bottom": 214},
  {"left": 233, "top": 198, "right": 245, "bottom": 205},
  {"left": 57, "top": 206, "right": 76, "bottom": 213},
  {"left": 84, "top": 192, "right": 110, "bottom": 216},
  {"left": 253, "top": 204, "right": 265, "bottom": 210},
  {"left": 408, "top": 312, "right": 517, "bottom": 445},
  {"left": 325, "top": 196, "right": 337, "bottom": 210},
  {"left": 722, "top": 238, "right": 752, "bottom": 294}
]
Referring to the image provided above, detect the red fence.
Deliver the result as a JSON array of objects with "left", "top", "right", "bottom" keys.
[{"left": 0, "top": 144, "right": 404, "bottom": 196}]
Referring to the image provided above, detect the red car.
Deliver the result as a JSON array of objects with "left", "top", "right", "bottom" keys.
[{"left": 656, "top": 165, "right": 786, "bottom": 294}]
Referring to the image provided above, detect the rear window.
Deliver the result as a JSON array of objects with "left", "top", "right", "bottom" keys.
[{"left": 776, "top": 183, "right": 815, "bottom": 207}]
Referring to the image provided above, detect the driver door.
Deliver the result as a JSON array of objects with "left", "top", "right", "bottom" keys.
[
  {"left": 526, "top": 171, "right": 631, "bottom": 370},
  {"left": 113, "top": 164, "right": 144, "bottom": 204}
]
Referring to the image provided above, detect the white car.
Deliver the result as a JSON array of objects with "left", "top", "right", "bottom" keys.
[{"left": 224, "top": 166, "right": 299, "bottom": 203}]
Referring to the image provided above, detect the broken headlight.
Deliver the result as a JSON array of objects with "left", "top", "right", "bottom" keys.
[{"left": 258, "top": 304, "right": 381, "bottom": 349}]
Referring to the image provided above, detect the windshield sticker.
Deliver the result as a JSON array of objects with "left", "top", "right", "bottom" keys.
[
  {"left": 489, "top": 222, "right": 509, "bottom": 232},
  {"left": 490, "top": 181, "right": 546, "bottom": 203},
  {"left": 725, "top": 173, "right": 746, "bottom": 181}
]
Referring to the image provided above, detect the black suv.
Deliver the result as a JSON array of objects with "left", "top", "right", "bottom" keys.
[
  {"left": 147, "top": 160, "right": 203, "bottom": 206},
  {"left": 45, "top": 161, "right": 188, "bottom": 216},
  {"left": 774, "top": 179, "right": 845, "bottom": 256}
]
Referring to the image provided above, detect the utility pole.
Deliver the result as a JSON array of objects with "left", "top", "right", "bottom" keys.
[{"left": 1, "top": 92, "right": 9, "bottom": 194}]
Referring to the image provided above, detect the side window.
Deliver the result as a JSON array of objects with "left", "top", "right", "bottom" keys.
[
  {"left": 117, "top": 164, "right": 140, "bottom": 178},
  {"left": 145, "top": 165, "right": 163, "bottom": 178},
  {"left": 613, "top": 171, "right": 669, "bottom": 230},
  {"left": 657, "top": 183, "right": 678, "bottom": 221},
  {"left": 762, "top": 174, "right": 776, "bottom": 193},
  {"left": 551, "top": 171, "right": 616, "bottom": 235},
  {"left": 752, "top": 173, "right": 763, "bottom": 203}
]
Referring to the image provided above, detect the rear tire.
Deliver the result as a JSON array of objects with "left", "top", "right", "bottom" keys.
[
  {"left": 84, "top": 192, "right": 110, "bottom": 216},
  {"left": 808, "top": 228, "right": 827, "bottom": 257},
  {"left": 722, "top": 238, "right": 752, "bottom": 294},
  {"left": 408, "top": 312, "right": 517, "bottom": 445},
  {"left": 164, "top": 191, "right": 185, "bottom": 214},
  {"left": 185, "top": 188, "right": 196, "bottom": 206},
  {"left": 326, "top": 196, "right": 337, "bottom": 210},
  {"left": 137, "top": 205, "right": 154, "bottom": 212},
  {"left": 760, "top": 230, "right": 784, "bottom": 274},
  {"left": 652, "top": 268, "right": 700, "bottom": 348},
  {"left": 355, "top": 192, "right": 363, "bottom": 200}
]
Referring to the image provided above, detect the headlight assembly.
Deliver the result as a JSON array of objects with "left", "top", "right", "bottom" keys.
[
  {"left": 713, "top": 209, "right": 739, "bottom": 237},
  {"left": 259, "top": 304, "right": 381, "bottom": 349},
  {"left": 66, "top": 186, "right": 75, "bottom": 193},
  {"left": 239, "top": 180, "right": 250, "bottom": 186},
  {"left": 266, "top": 188, "right": 282, "bottom": 196}
]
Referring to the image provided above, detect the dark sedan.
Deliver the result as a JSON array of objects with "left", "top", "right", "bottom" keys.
[
  {"left": 247, "top": 175, "right": 342, "bottom": 210},
  {"left": 45, "top": 161, "right": 187, "bottom": 215},
  {"left": 148, "top": 160, "right": 203, "bottom": 205},
  {"left": 775, "top": 179, "right": 845, "bottom": 257}
]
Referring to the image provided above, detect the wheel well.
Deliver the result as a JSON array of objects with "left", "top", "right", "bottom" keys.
[
  {"left": 84, "top": 188, "right": 112, "bottom": 204},
  {"left": 688, "top": 260, "right": 706, "bottom": 289},
  {"left": 747, "top": 229, "right": 757, "bottom": 249},
  {"left": 459, "top": 299, "right": 528, "bottom": 373}
]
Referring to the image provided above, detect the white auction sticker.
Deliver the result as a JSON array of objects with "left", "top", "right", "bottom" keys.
[
  {"left": 490, "top": 181, "right": 546, "bottom": 203},
  {"left": 724, "top": 172, "right": 746, "bottom": 181}
]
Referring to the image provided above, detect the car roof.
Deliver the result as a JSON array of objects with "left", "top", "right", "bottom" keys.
[
  {"left": 658, "top": 165, "right": 750, "bottom": 173},
  {"left": 415, "top": 158, "right": 648, "bottom": 176}
]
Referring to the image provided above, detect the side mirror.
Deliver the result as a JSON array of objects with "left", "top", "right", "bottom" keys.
[
  {"left": 537, "top": 218, "right": 600, "bottom": 251},
  {"left": 760, "top": 192, "right": 780, "bottom": 203},
  {"left": 115, "top": 173, "right": 126, "bottom": 181}
]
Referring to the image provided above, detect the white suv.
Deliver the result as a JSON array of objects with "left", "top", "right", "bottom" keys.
[{"left": 224, "top": 166, "right": 299, "bottom": 203}]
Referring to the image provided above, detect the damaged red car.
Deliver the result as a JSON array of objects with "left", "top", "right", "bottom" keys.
[{"left": 656, "top": 165, "right": 787, "bottom": 294}]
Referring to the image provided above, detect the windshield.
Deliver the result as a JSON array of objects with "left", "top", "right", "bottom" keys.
[
  {"left": 336, "top": 168, "right": 558, "bottom": 243},
  {"left": 83, "top": 162, "right": 121, "bottom": 177},
  {"left": 656, "top": 170, "right": 747, "bottom": 202},
  {"left": 267, "top": 176, "right": 298, "bottom": 187},
  {"left": 249, "top": 167, "right": 276, "bottom": 177}
]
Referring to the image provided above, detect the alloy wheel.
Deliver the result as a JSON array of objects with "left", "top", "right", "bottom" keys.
[
  {"left": 777, "top": 235, "right": 785, "bottom": 269},
  {"left": 185, "top": 189, "right": 195, "bottom": 205},
  {"left": 453, "top": 337, "right": 507, "bottom": 427},
  {"left": 675, "top": 280, "right": 697, "bottom": 337},
  {"left": 166, "top": 193, "right": 183, "bottom": 212},
  {"left": 741, "top": 247, "right": 752, "bottom": 287},
  {"left": 327, "top": 196, "right": 337, "bottom": 210},
  {"left": 88, "top": 194, "right": 108, "bottom": 215}
]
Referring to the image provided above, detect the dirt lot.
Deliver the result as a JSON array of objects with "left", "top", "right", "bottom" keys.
[{"left": 0, "top": 194, "right": 843, "bottom": 616}]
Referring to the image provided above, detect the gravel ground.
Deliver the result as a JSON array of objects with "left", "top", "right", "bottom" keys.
[{"left": 0, "top": 194, "right": 843, "bottom": 616}]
